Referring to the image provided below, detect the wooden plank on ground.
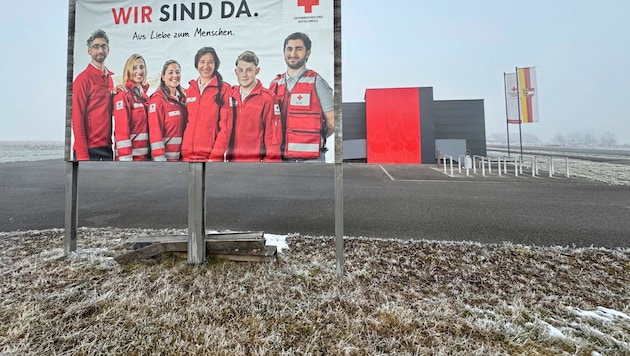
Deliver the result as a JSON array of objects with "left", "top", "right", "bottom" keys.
[
  {"left": 115, "top": 244, "right": 277, "bottom": 264},
  {"left": 126, "top": 232, "right": 266, "bottom": 253},
  {"left": 126, "top": 231, "right": 265, "bottom": 243},
  {"left": 211, "top": 246, "right": 277, "bottom": 262},
  {"left": 114, "top": 243, "right": 165, "bottom": 264},
  {"left": 157, "top": 241, "right": 270, "bottom": 255},
  {"left": 115, "top": 231, "right": 277, "bottom": 265}
]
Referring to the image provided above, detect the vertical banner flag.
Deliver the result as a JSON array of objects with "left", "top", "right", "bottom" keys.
[
  {"left": 68, "top": 0, "right": 335, "bottom": 162},
  {"left": 504, "top": 72, "right": 519, "bottom": 124},
  {"left": 517, "top": 67, "right": 539, "bottom": 123}
]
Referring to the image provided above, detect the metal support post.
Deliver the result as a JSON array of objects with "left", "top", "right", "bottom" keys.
[
  {"left": 497, "top": 158, "right": 502, "bottom": 176},
  {"left": 188, "top": 162, "right": 206, "bottom": 264},
  {"left": 334, "top": 162, "right": 344, "bottom": 277},
  {"left": 64, "top": 161, "right": 79, "bottom": 255}
]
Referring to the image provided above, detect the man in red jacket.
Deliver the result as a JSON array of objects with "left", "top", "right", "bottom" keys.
[
  {"left": 269, "top": 32, "right": 334, "bottom": 162},
  {"left": 229, "top": 51, "right": 282, "bottom": 162},
  {"left": 72, "top": 29, "right": 114, "bottom": 161}
]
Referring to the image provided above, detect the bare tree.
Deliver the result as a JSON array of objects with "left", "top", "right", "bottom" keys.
[
  {"left": 599, "top": 131, "right": 617, "bottom": 147},
  {"left": 551, "top": 132, "right": 566, "bottom": 146}
]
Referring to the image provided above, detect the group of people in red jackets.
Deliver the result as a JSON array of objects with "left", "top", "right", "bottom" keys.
[{"left": 72, "top": 30, "right": 334, "bottom": 163}]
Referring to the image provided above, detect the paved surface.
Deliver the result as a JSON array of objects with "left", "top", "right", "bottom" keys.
[{"left": 1, "top": 159, "right": 629, "bottom": 248}]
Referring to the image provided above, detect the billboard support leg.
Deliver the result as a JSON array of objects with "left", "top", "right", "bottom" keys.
[
  {"left": 64, "top": 161, "right": 78, "bottom": 255},
  {"left": 334, "top": 162, "right": 344, "bottom": 277},
  {"left": 333, "top": 0, "right": 344, "bottom": 277},
  {"left": 188, "top": 162, "right": 206, "bottom": 264}
]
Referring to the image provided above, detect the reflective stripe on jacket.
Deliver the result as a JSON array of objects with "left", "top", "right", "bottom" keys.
[
  {"left": 148, "top": 90, "right": 186, "bottom": 162},
  {"left": 113, "top": 80, "right": 149, "bottom": 161},
  {"left": 270, "top": 70, "right": 324, "bottom": 160}
]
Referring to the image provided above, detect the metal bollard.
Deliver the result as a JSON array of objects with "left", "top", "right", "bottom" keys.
[{"left": 497, "top": 157, "right": 502, "bottom": 176}]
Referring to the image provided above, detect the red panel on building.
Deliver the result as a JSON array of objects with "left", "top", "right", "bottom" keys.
[{"left": 365, "top": 88, "right": 421, "bottom": 164}]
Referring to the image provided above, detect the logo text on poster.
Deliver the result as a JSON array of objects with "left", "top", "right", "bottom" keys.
[{"left": 112, "top": 1, "right": 257, "bottom": 25}]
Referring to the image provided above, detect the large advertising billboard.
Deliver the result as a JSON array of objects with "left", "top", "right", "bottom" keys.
[{"left": 67, "top": 0, "right": 335, "bottom": 163}]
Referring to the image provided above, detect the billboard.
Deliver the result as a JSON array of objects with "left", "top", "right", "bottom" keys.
[{"left": 67, "top": 0, "right": 335, "bottom": 162}]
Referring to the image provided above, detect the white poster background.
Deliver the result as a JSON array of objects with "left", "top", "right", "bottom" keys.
[{"left": 71, "top": 0, "right": 335, "bottom": 161}]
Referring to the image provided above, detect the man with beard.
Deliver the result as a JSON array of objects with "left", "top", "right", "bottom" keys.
[
  {"left": 72, "top": 29, "right": 115, "bottom": 161},
  {"left": 269, "top": 32, "right": 334, "bottom": 162},
  {"left": 229, "top": 51, "right": 282, "bottom": 162}
]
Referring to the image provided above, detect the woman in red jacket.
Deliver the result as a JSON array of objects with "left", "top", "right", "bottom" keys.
[
  {"left": 148, "top": 60, "right": 187, "bottom": 162},
  {"left": 181, "top": 47, "right": 234, "bottom": 162},
  {"left": 113, "top": 54, "right": 150, "bottom": 161}
]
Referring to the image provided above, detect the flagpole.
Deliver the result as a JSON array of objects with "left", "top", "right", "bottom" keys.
[
  {"left": 515, "top": 67, "right": 524, "bottom": 159},
  {"left": 503, "top": 72, "right": 511, "bottom": 156}
]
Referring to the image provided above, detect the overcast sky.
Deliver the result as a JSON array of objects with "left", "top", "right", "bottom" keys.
[{"left": 2, "top": 0, "right": 629, "bottom": 144}]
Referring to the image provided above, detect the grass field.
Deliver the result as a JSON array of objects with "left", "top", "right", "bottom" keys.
[{"left": 1, "top": 228, "right": 629, "bottom": 355}]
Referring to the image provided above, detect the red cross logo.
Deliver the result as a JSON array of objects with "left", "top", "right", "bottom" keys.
[
  {"left": 511, "top": 86, "right": 517, "bottom": 92},
  {"left": 298, "top": 0, "right": 319, "bottom": 13},
  {"left": 297, "top": 94, "right": 303, "bottom": 101}
]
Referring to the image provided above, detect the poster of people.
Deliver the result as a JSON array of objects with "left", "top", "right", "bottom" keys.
[{"left": 67, "top": 0, "right": 335, "bottom": 163}]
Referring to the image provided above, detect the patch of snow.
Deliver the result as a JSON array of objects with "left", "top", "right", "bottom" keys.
[
  {"left": 540, "top": 320, "right": 565, "bottom": 338},
  {"left": 568, "top": 306, "right": 630, "bottom": 322},
  {"left": 595, "top": 307, "right": 630, "bottom": 321},
  {"left": 264, "top": 233, "right": 288, "bottom": 253}
]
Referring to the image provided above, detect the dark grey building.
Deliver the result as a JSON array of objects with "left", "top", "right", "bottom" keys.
[{"left": 342, "top": 86, "right": 486, "bottom": 163}]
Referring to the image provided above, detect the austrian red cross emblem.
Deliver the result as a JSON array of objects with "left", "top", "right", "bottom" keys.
[{"left": 298, "top": 0, "right": 319, "bottom": 13}]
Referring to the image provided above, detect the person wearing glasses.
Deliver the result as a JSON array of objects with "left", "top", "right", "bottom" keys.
[{"left": 72, "top": 29, "right": 115, "bottom": 161}]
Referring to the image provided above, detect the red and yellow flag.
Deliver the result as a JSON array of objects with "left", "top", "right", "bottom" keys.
[{"left": 517, "top": 67, "right": 539, "bottom": 123}]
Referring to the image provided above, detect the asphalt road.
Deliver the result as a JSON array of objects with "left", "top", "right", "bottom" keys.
[{"left": 1, "top": 159, "right": 629, "bottom": 248}]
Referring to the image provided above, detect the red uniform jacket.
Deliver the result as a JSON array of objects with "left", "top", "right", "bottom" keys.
[
  {"left": 182, "top": 77, "right": 233, "bottom": 162},
  {"left": 269, "top": 70, "right": 324, "bottom": 160},
  {"left": 148, "top": 90, "right": 186, "bottom": 162},
  {"left": 230, "top": 80, "right": 282, "bottom": 162},
  {"left": 72, "top": 64, "right": 114, "bottom": 160},
  {"left": 113, "top": 80, "right": 149, "bottom": 161}
]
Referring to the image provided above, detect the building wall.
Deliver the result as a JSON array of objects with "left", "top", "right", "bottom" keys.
[
  {"left": 433, "top": 100, "right": 487, "bottom": 157},
  {"left": 365, "top": 88, "right": 421, "bottom": 164},
  {"left": 419, "top": 87, "right": 436, "bottom": 163},
  {"left": 339, "top": 88, "right": 487, "bottom": 163},
  {"left": 341, "top": 102, "right": 366, "bottom": 140},
  {"left": 341, "top": 102, "right": 367, "bottom": 160}
]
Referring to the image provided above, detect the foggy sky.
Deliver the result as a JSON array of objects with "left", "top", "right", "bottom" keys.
[{"left": 2, "top": 0, "right": 629, "bottom": 144}]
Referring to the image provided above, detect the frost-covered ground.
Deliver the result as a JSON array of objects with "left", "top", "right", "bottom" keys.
[
  {"left": 486, "top": 149, "right": 630, "bottom": 186},
  {"left": 1, "top": 149, "right": 629, "bottom": 354},
  {"left": 1, "top": 228, "right": 628, "bottom": 355}
]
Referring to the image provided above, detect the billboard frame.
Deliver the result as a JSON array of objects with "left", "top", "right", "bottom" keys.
[{"left": 63, "top": 0, "right": 344, "bottom": 274}]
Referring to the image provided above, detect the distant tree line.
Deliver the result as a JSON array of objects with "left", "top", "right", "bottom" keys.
[{"left": 551, "top": 131, "right": 618, "bottom": 147}]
